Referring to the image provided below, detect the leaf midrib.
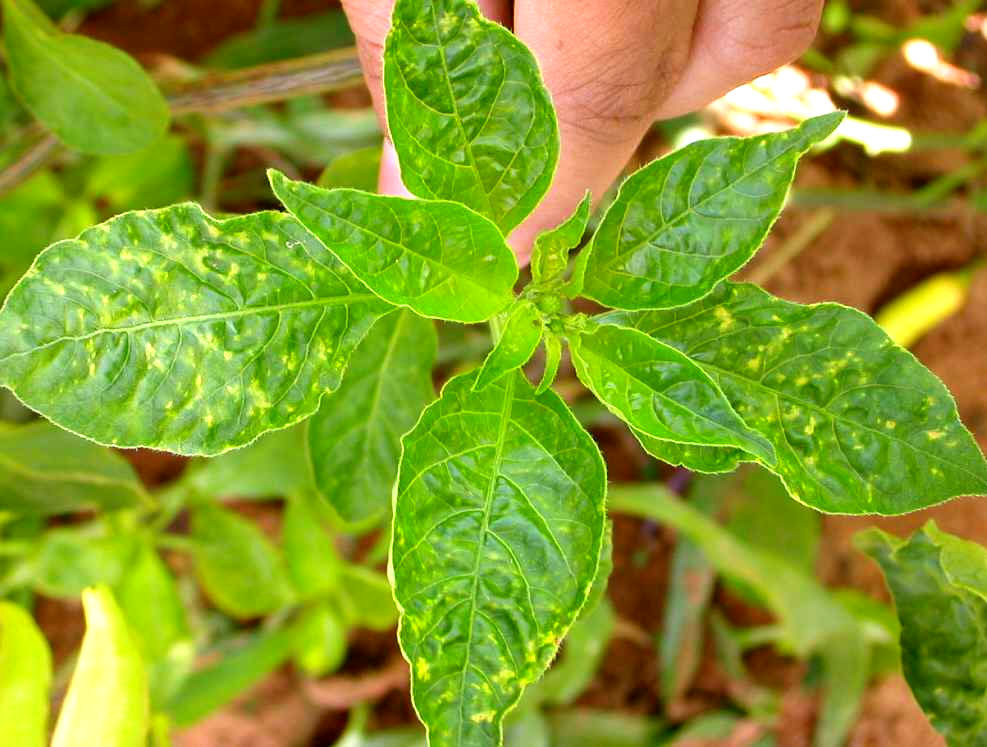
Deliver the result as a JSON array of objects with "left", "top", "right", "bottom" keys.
[
  {"left": 457, "top": 374, "right": 515, "bottom": 744},
  {"left": 0, "top": 295, "right": 376, "bottom": 364}
]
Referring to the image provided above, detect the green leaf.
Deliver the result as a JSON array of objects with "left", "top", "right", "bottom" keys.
[
  {"left": 474, "top": 300, "right": 543, "bottom": 391},
  {"left": 535, "top": 334, "right": 562, "bottom": 395},
  {"left": 580, "top": 113, "right": 844, "bottom": 310},
  {"left": 190, "top": 502, "right": 292, "bottom": 618},
  {"left": 308, "top": 310, "right": 437, "bottom": 524},
  {"left": 84, "top": 135, "right": 195, "bottom": 212},
  {"left": 538, "top": 599, "right": 614, "bottom": 707},
  {"left": 631, "top": 433, "right": 749, "bottom": 474},
  {"left": 0, "top": 601, "right": 52, "bottom": 747},
  {"left": 605, "top": 283, "right": 987, "bottom": 514},
  {"left": 858, "top": 522, "right": 987, "bottom": 746},
  {"left": 391, "top": 370, "right": 606, "bottom": 747},
  {"left": 186, "top": 426, "right": 311, "bottom": 500},
  {"left": 544, "top": 710, "right": 662, "bottom": 747},
  {"left": 2, "top": 0, "right": 169, "bottom": 155},
  {"left": 292, "top": 602, "right": 347, "bottom": 677},
  {"left": 205, "top": 9, "right": 354, "bottom": 69},
  {"left": 0, "top": 420, "right": 148, "bottom": 514},
  {"left": 282, "top": 492, "right": 343, "bottom": 599},
  {"left": 569, "top": 323, "right": 774, "bottom": 463},
  {"left": 115, "top": 542, "right": 190, "bottom": 663},
  {"left": 270, "top": 173, "right": 518, "bottom": 323},
  {"left": 318, "top": 145, "right": 383, "bottom": 193},
  {"left": 335, "top": 564, "right": 399, "bottom": 632},
  {"left": 166, "top": 627, "right": 298, "bottom": 727},
  {"left": 383, "top": 0, "right": 559, "bottom": 233},
  {"left": 0, "top": 204, "right": 390, "bottom": 456},
  {"left": 52, "top": 586, "right": 149, "bottom": 747},
  {"left": 29, "top": 528, "right": 138, "bottom": 598},
  {"left": 531, "top": 193, "right": 591, "bottom": 287}
]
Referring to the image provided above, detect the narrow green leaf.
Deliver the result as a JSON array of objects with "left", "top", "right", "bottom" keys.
[
  {"left": 535, "top": 334, "right": 562, "bottom": 395},
  {"left": 609, "top": 483, "right": 858, "bottom": 657},
  {"left": 206, "top": 9, "right": 354, "bottom": 69},
  {"left": 0, "top": 204, "right": 390, "bottom": 456},
  {"left": 474, "top": 300, "right": 543, "bottom": 391},
  {"left": 166, "top": 627, "right": 297, "bottom": 727},
  {"left": 858, "top": 522, "right": 987, "bottom": 746},
  {"left": 190, "top": 502, "right": 291, "bottom": 619},
  {"left": 0, "top": 420, "right": 147, "bottom": 514},
  {"left": 531, "top": 193, "right": 591, "bottom": 287},
  {"left": 270, "top": 172, "right": 518, "bottom": 323},
  {"left": 538, "top": 599, "right": 614, "bottom": 707},
  {"left": 0, "top": 601, "right": 52, "bottom": 747},
  {"left": 308, "top": 310, "right": 437, "bottom": 524},
  {"left": 84, "top": 134, "right": 195, "bottom": 212},
  {"left": 52, "top": 586, "right": 149, "bottom": 747},
  {"left": 605, "top": 283, "right": 987, "bottom": 514},
  {"left": 383, "top": 0, "right": 559, "bottom": 233},
  {"left": 2, "top": 0, "right": 169, "bottom": 154},
  {"left": 569, "top": 323, "right": 774, "bottom": 464},
  {"left": 580, "top": 113, "right": 844, "bottom": 310},
  {"left": 282, "top": 492, "right": 343, "bottom": 599},
  {"left": 544, "top": 710, "right": 663, "bottom": 747},
  {"left": 391, "top": 370, "right": 606, "bottom": 747}
]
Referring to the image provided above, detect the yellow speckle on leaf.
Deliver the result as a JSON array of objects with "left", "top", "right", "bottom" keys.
[
  {"left": 927, "top": 430, "right": 945, "bottom": 440},
  {"left": 470, "top": 711, "right": 495, "bottom": 724},
  {"left": 416, "top": 657, "right": 430, "bottom": 681},
  {"left": 885, "top": 420, "right": 896, "bottom": 429},
  {"left": 714, "top": 307, "right": 735, "bottom": 330}
]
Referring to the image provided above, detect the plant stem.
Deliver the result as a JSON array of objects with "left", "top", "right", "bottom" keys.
[{"left": 745, "top": 208, "right": 835, "bottom": 285}]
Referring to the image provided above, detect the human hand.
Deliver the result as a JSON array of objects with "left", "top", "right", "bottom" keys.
[{"left": 340, "top": 0, "right": 824, "bottom": 262}]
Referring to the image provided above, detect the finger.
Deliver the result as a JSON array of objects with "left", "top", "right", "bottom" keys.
[
  {"left": 655, "top": 0, "right": 825, "bottom": 119},
  {"left": 510, "top": 0, "right": 700, "bottom": 259}
]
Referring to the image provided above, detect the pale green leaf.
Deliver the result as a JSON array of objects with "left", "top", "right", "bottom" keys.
[
  {"left": 535, "top": 334, "right": 562, "bottom": 395},
  {"left": 308, "top": 310, "right": 436, "bottom": 524},
  {"left": 383, "top": 0, "right": 559, "bottom": 233},
  {"left": 84, "top": 134, "right": 195, "bottom": 212},
  {"left": 52, "top": 586, "right": 149, "bottom": 747},
  {"left": 336, "top": 565, "right": 398, "bottom": 632},
  {"left": 530, "top": 193, "right": 591, "bottom": 287},
  {"left": 29, "top": 528, "right": 138, "bottom": 598},
  {"left": 206, "top": 9, "right": 353, "bottom": 69},
  {"left": 270, "top": 172, "right": 518, "bottom": 323},
  {"left": 115, "top": 542, "right": 189, "bottom": 663},
  {"left": 0, "top": 204, "right": 390, "bottom": 456},
  {"left": 604, "top": 283, "right": 987, "bottom": 514},
  {"left": 474, "top": 300, "right": 542, "bottom": 391},
  {"left": 190, "top": 502, "right": 292, "bottom": 618},
  {"left": 3, "top": 0, "right": 169, "bottom": 154},
  {"left": 0, "top": 601, "right": 52, "bottom": 747},
  {"left": 318, "top": 145, "right": 383, "bottom": 193},
  {"left": 391, "top": 370, "right": 606, "bottom": 747},
  {"left": 0, "top": 420, "right": 148, "bottom": 514},
  {"left": 569, "top": 323, "right": 774, "bottom": 463},
  {"left": 580, "top": 113, "right": 844, "bottom": 310},
  {"left": 186, "top": 426, "right": 311, "bottom": 500},
  {"left": 858, "top": 522, "right": 987, "bottom": 746},
  {"left": 282, "top": 492, "right": 343, "bottom": 599},
  {"left": 292, "top": 602, "right": 347, "bottom": 677}
]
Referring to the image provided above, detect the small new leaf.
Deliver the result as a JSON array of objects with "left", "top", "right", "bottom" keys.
[
  {"left": 0, "top": 204, "right": 390, "bottom": 456},
  {"left": 531, "top": 193, "right": 591, "bottom": 287},
  {"left": 631, "top": 433, "right": 750, "bottom": 475},
  {"left": 384, "top": 0, "right": 559, "bottom": 233},
  {"left": 606, "top": 283, "right": 987, "bottom": 514},
  {"left": 580, "top": 113, "right": 844, "bottom": 311},
  {"left": 474, "top": 300, "right": 543, "bottom": 391},
  {"left": 270, "top": 172, "right": 518, "bottom": 323},
  {"left": 308, "top": 310, "right": 437, "bottom": 524},
  {"left": 858, "top": 522, "right": 987, "bottom": 746},
  {"left": 391, "top": 370, "right": 606, "bottom": 747},
  {"left": 3, "top": 0, "right": 169, "bottom": 154},
  {"left": 570, "top": 323, "right": 774, "bottom": 464}
]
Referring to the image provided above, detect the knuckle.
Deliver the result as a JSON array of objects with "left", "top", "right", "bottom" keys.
[{"left": 719, "top": 0, "right": 823, "bottom": 73}]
